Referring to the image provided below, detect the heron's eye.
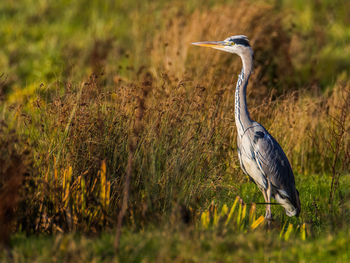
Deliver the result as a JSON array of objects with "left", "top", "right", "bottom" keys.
[{"left": 230, "top": 42, "right": 235, "bottom": 46}]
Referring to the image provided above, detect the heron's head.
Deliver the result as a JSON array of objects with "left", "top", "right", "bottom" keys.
[{"left": 192, "top": 35, "right": 252, "bottom": 57}]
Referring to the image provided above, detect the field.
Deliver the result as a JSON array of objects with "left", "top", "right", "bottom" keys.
[{"left": 0, "top": 0, "right": 349, "bottom": 262}]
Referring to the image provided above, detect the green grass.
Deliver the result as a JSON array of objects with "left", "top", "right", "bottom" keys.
[{"left": 3, "top": 226, "right": 350, "bottom": 263}]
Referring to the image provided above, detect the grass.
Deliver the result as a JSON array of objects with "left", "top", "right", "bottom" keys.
[
  {"left": 3, "top": 226, "right": 350, "bottom": 262},
  {"left": 0, "top": 0, "right": 349, "bottom": 261}
]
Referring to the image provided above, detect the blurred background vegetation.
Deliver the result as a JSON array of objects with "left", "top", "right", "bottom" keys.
[
  {"left": 0, "top": 0, "right": 349, "bottom": 262},
  {"left": 1, "top": 0, "right": 349, "bottom": 91}
]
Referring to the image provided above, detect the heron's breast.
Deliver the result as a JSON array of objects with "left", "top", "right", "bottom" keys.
[{"left": 240, "top": 153, "right": 267, "bottom": 190}]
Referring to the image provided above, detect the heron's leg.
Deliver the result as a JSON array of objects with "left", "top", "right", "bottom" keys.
[
  {"left": 266, "top": 180, "right": 272, "bottom": 221},
  {"left": 262, "top": 189, "right": 268, "bottom": 202},
  {"left": 262, "top": 189, "right": 270, "bottom": 219}
]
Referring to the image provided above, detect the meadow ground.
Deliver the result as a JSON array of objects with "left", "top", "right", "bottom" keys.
[{"left": 0, "top": 0, "right": 349, "bottom": 262}]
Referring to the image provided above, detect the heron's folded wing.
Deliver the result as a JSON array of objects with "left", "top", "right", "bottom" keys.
[{"left": 251, "top": 129, "right": 296, "bottom": 200}]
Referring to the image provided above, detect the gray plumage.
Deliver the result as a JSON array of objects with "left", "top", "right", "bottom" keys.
[{"left": 193, "top": 35, "right": 301, "bottom": 219}]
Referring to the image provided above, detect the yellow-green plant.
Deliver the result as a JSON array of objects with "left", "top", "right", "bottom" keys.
[
  {"left": 225, "top": 196, "right": 239, "bottom": 226},
  {"left": 199, "top": 196, "right": 265, "bottom": 231},
  {"left": 280, "top": 221, "right": 307, "bottom": 241},
  {"left": 99, "top": 160, "right": 111, "bottom": 212},
  {"left": 37, "top": 160, "right": 113, "bottom": 232},
  {"left": 199, "top": 196, "right": 307, "bottom": 240}
]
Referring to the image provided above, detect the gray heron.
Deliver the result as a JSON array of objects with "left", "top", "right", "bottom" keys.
[{"left": 192, "top": 35, "right": 301, "bottom": 220}]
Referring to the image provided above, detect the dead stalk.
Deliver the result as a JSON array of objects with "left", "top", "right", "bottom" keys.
[{"left": 114, "top": 78, "right": 150, "bottom": 251}]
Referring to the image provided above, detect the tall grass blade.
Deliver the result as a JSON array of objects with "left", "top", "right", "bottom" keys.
[
  {"left": 280, "top": 221, "right": 287, "bottom": 239},
  {"left": 213, "top": 206, "right": 218, "bottom": 227},
  {"left": 240, "top": 204, "right": 247, "bottom": 230},
  {"left": 237, "top": 201, "right": 242, "bottom": 227},
  {"left": 220, "top": 204, "right": 228, "bottom": 217},
  {"left": 225, "top": 196, "right": 239, "bottom": 226},
  {"left": 251, "top": 216, "right": 265, "bottom": 230},
  {"left": 300, "top": 223, "right": 306, "bottom": 240},
  {"left": 249, "top": 203, "right": 256, "bottom": 224},
  {"left": 284, "top": 223, "right": 293, "bottom": 241}
]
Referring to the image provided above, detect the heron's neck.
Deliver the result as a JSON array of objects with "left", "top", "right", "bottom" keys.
[{"left": 235, "top": 50, "right": 253, "bottom": 136}]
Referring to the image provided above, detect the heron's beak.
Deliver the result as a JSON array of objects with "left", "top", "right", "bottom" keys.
[{"left": 191, "top": 41, "right": 226, "bottom": 48}]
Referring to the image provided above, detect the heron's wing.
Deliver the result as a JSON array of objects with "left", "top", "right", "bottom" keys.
[{"left": 249, "top": 125, "right": 298, "bottom": 203}]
